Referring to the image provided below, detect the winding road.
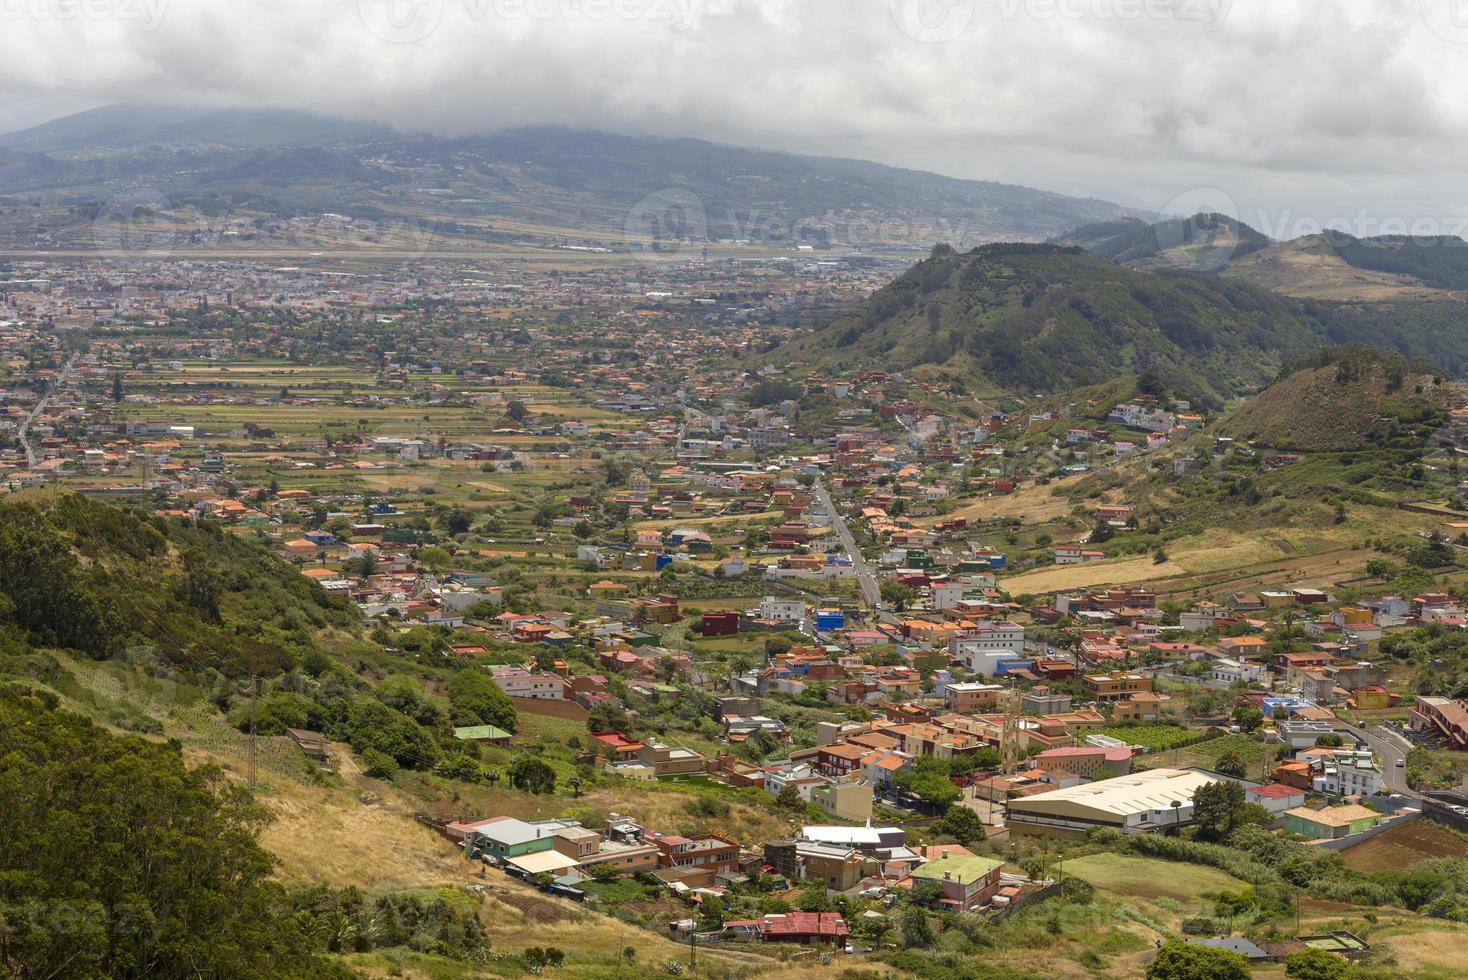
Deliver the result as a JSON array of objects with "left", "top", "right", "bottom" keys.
[{"left": 1343, "top": 722, "right": 1420, "bottom": 799}]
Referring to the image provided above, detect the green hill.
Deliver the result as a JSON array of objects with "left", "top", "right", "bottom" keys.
[
  {"left": 1216, "top": 346, "right": 1456, "bottom": 452},
  {"left": 779, "top": 243, "right": 1468, "bottom": 408}
]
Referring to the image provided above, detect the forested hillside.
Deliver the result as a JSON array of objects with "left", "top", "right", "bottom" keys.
[{"left": 783, "top": 244, "right": 1468, "bottom": 408}]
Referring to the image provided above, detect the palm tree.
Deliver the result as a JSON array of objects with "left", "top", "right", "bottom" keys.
[
  {"left": 568, "top": 776, "right": 584, "bottom": 798},
  {"left": 1170, "top": 799, "right": 1183, "bottom": 833}
]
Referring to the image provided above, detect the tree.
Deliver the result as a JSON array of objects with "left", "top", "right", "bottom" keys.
[
  {"left": 508, "top": 755, "right": 557, "bottom": 794},
  {"left": 900, "top": 906, "right": 935, "bottom": 948},
  {"left": 775, "top": 785, "right": 804, "bottom": 812},
  {"left": 1192, "top": 779, "right": 1246, "bottom": 841},
  {"left": 1215, "top": 751, "right": 1248, "bottom": 779},
  {"left": 506, "top": 400, "right": 529, "bottom": 422},
  {"left": 442, "top": 508, "right": 472, "bottom": 536},
  {"left": 880, "top": 581, "right": 915, "bottom": 610},
  {"left": 936, "top": 804, "right": 986, "bottom": 845},
  {"left": 697, "top": 894, "right": 726, "bottom": 931},
  {"left": 1146, "top": 938, "right": 1250, "bottom": 980},
  {"left": 361, "top": 748, "right": 401, "bottom": 779},
  {"left": 587, "top": 701, "right": 633, "bottom": 735},
  {"left": 1232, "top": 706, "right": 1263, "bottom": 733},
  {"left": 111, "top": 371, "right": 123, "bottom": 402},
  {"left": 573, "top": 519, "right": 594, "bottom": 539},
  {"left": 447, "top": 669, "right": 518, "bottom": 733},
  {"left": 0, "top": 685, "right": 351, "bottom": 978}
]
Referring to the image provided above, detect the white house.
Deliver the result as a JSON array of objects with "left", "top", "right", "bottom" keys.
[
  {"left": 950, "top": 622, "right": 1026, "bottom": 675},
  {"left": 759, "top": 596, "right": 808, "bottom": 623}
]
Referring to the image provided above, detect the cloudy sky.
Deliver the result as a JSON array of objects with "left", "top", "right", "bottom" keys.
[{"left": 4, "top": 0, "right": 1468, "bottom": 233}]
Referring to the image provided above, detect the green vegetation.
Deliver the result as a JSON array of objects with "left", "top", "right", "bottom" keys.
[
  {"left": 1328, "top": 233, "right": 1468, "bottom": 291},
  {"left": 1217, "top": 345, "right": 1451, "bottom": 452},
  {"left": 782, "top": 243, "right": 1468, "bottom": 407},
  {"left": 0, "top": 683, "right": 352, "bottom": 978},
  {"left": 1097, "top": 723, "right": 1209, "bottom": 751},
  {"left": 0, "top": 492, "right": 356, "bottom": 675}
]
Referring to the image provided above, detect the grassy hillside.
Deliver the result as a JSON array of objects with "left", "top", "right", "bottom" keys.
[
  {"left": 1217, "top": 347, "right": 1457, "bottom": 452},
  {"left": 778, "top": 243, "right": 1468, "bottom": 408},
  {"left": 1222, "top": 234, "right": 1450, "bottom": 301}
]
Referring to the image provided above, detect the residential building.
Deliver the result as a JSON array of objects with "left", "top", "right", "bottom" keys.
[
  {"left": 1282, "top": 805, "right": 1382, "bottom": 840},
  {"left": 811, "top": 780, "right": 874, "bottom": 822},
  {"left": 650, "top": 832, "right": 740, "bottom": 874},
  {"left": 1310, "top": 749, "right": 1383, "bottom": 798},
  {"left": 1083, "top": 671, "right": 1152, "bottom": 701},
  {"left": 910, "top": 848, "right": 1005, "bottom": 912},
  {"left": 1409, "top": 696, "right": 1468, "bottom": 750},
  {"left": 1032, "top": 746, "right": 1134, "bottom": 779},
  {"left": 489, "top": 667, "right": 565, "bottom": 700},
  {"left": 945, "top": 681, "right": 1006, "bottom": 713}
]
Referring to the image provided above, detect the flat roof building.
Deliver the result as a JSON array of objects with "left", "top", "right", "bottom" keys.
[{"left": 1006, "top": 768, "right": 1220, "bottom": 839}]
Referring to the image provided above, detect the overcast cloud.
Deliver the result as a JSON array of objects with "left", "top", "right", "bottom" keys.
[{"left": 3, "top": 0, "right": 1468, "bottom": 233}]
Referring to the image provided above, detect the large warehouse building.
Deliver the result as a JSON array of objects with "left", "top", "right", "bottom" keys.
[{"left": 1006, "top": 768, "right": 1220, "bottom": 838}]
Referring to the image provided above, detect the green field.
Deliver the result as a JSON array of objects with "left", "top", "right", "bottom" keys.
[{"left": 1063, "top": 853, "right": 1247, "bottom": 902}]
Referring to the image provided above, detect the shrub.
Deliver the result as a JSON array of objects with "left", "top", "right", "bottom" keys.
[{"left": 361, "top": 748, "right": 400, "bottom": 779}]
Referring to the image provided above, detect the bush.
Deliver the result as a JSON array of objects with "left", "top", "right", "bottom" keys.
[
  {"left": 361, "top": 748, "right": 400, "bottom": 779},
  {"left": 1285, "top": 947, "right": 1351, "bottom": 980}
]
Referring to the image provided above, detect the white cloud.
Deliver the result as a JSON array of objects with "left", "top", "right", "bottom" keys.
[{"left": 2, "top": 0, "right": 1467, "bottom": 225}]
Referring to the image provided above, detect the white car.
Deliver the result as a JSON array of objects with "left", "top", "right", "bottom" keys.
[{"left": 844, "top": 943, "right": 855, "bottom": 955}]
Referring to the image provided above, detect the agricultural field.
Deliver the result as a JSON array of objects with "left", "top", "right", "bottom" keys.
[
  {"left": 1341, "top": 819, "right": 1468, "bottom": 873},
  {"left": 1135, "top": 733, "right": 1272, "bottom": 775},
  {"left": 1097, "top": 724, "right": 1209, "bottom": 752}
]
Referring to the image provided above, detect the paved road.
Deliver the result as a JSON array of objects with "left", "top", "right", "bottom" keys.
[
  {"left": 1344, "top": 722, "right": 1419, "bottom": 798},
  {"left": 814, "top": 478, "right": 883, "bottom": 612},
  {"left": 18, "top": 352, "right": 79, "bottom": 469}
]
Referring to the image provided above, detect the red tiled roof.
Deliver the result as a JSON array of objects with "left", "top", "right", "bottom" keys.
[{"left": 761, "top": 913, "right": 849, "bottom": 938}]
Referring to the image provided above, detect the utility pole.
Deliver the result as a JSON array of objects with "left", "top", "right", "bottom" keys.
[{"left": 248, "top": 675, "right": 259, "bottom": 789}]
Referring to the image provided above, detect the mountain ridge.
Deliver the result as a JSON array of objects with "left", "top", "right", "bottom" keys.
[{"left": 0, "top": 104, "right": 1140, "bottom": 250}]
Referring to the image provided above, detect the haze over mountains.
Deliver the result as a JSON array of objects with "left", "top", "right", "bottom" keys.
[{"left": 0, "top": 104, "right": 1136, "bottom": 253}]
